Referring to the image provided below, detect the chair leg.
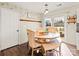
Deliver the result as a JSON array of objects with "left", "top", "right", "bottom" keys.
[
  {"left": 44, "top": 51, "right": 47, "bottom": 56},
  {"left": 32, "top": 48, "right": 34, "bottom": 56},
  {"left": 53, "top": 50, "right": 58, "bottom": 56},
  {"left": 56, "top": 51, "right": 59, "bottom": 56},
  {"left": 28, "top": 46, "right": 30, "bottom": 52},
  {"left": 59, "top": 45, "right": 61, "bottom": 56}
]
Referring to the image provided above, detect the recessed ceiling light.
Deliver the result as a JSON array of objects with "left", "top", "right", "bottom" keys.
[
  {"left": 57, "top": 3, "right": 62, "bottom": 7},
  {"left": 45, "top": 4, "right": 48, "bottom": 6}
]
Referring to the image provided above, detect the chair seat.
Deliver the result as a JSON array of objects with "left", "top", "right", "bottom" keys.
[
  {"left": 29, "top": 42, "right": 41, "bottom": 49},
  {"left": 42, "top": 43, "right": 60, "bottom": 51}
]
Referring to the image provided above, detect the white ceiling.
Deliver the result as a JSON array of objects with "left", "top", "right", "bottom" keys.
[{"left": 11, "top": 2, "right": 79, "bottom": 14}]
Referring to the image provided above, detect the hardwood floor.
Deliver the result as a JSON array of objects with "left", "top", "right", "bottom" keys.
[
  {"left": 66, "top": 43, "right": 79, "bottom": 56},
  {"left": 0, "top": 43, "right": 29, "bottom": 56},
  {"left": 0, "top": 42, "right": 79, "bottom": 56},
  {"left": 0, "top": 51, "right": 3, "bottom": 56}
]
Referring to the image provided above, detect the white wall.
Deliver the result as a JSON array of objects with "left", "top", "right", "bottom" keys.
[
  {"left": 64, "top": 23, "right": 76, "bottom": 45},
  {"left": 19, "top": 21, "right": 41, "bottom": 44},
  {"left": 0, "top": 3, "right": 42, "bottom": 50},
  {"left": 19, "top": 11, "right": 42, "bottom": 45},
  {"left": 64, "top": 10, "right": 76, "bottom": 45},
  {"left": 0, "top": 8, "right": 41, "bottom": 50},
  {"left": 22, "top": 12, "right": 41, "bottom": 20},
  {"left": 19, "top": 12, "right": 42, "bottom": 45},
  {"left": 0, "top": 8, "right": 20, "bottom": 50}
]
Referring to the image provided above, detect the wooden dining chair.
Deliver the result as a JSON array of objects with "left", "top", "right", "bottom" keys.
[
  {"left": 27, "top": 29, "right": 41, "bottom": 56},
  {"left": 47, "top": 27, "right": 58, "bottom": 33},
  {"left": 42, "top": 38, "right": 61, "bottom": 56}
]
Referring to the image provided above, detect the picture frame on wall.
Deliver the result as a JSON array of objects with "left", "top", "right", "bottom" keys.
[
  {"left": 45, "top": 18, "right": 52, "bottom": 27},
  {"left": 46, "top": 20, "right": 51, "bottom": 26}
]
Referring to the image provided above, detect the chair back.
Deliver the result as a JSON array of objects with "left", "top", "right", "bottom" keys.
[
  {"left": 27, "top": 29, "right": 35, "bottom": 47},
  {"left": 47, "top": 27, "right": 58, "bottom": 33}
]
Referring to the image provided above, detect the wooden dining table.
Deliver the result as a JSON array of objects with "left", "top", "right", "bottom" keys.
[
  {"left": 34, "top": 32, "right": 61, "bottom": 55},
  {"left": 34, "top": 32, "right": 61, "bottom": 44}
]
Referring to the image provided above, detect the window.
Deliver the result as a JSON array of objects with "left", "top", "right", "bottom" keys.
[{"left": 53, "top": 16, "right": 64, "bottom": 27}]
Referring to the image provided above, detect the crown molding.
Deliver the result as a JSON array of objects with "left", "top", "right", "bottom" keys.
[{"left": 0, "top": 2, "right": 26, "bottom": 13}]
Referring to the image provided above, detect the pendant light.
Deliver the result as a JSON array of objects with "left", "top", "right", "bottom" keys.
[{"left": 44, "top": 4, "right": 48, "bottom": 15}]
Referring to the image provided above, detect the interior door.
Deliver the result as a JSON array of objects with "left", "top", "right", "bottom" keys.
[{"left": 1, "top": 8, "right": 20, "bottom": 50}]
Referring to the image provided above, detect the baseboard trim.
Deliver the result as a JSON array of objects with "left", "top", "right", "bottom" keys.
[
  {"left": 1, "top": 45, "right": 19, "bottom": 52},
  {"left": 1, "top": 42, "right": 28, "bottom": 52},
  {"left": 0, "top": 42, "right": 28, "bottom": 56},
  {"left": 63, "top": 41, "right": 76, "bottom": 47},
  {"left": 19, "top": 42, "right": 28, "bottom": 46}
]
